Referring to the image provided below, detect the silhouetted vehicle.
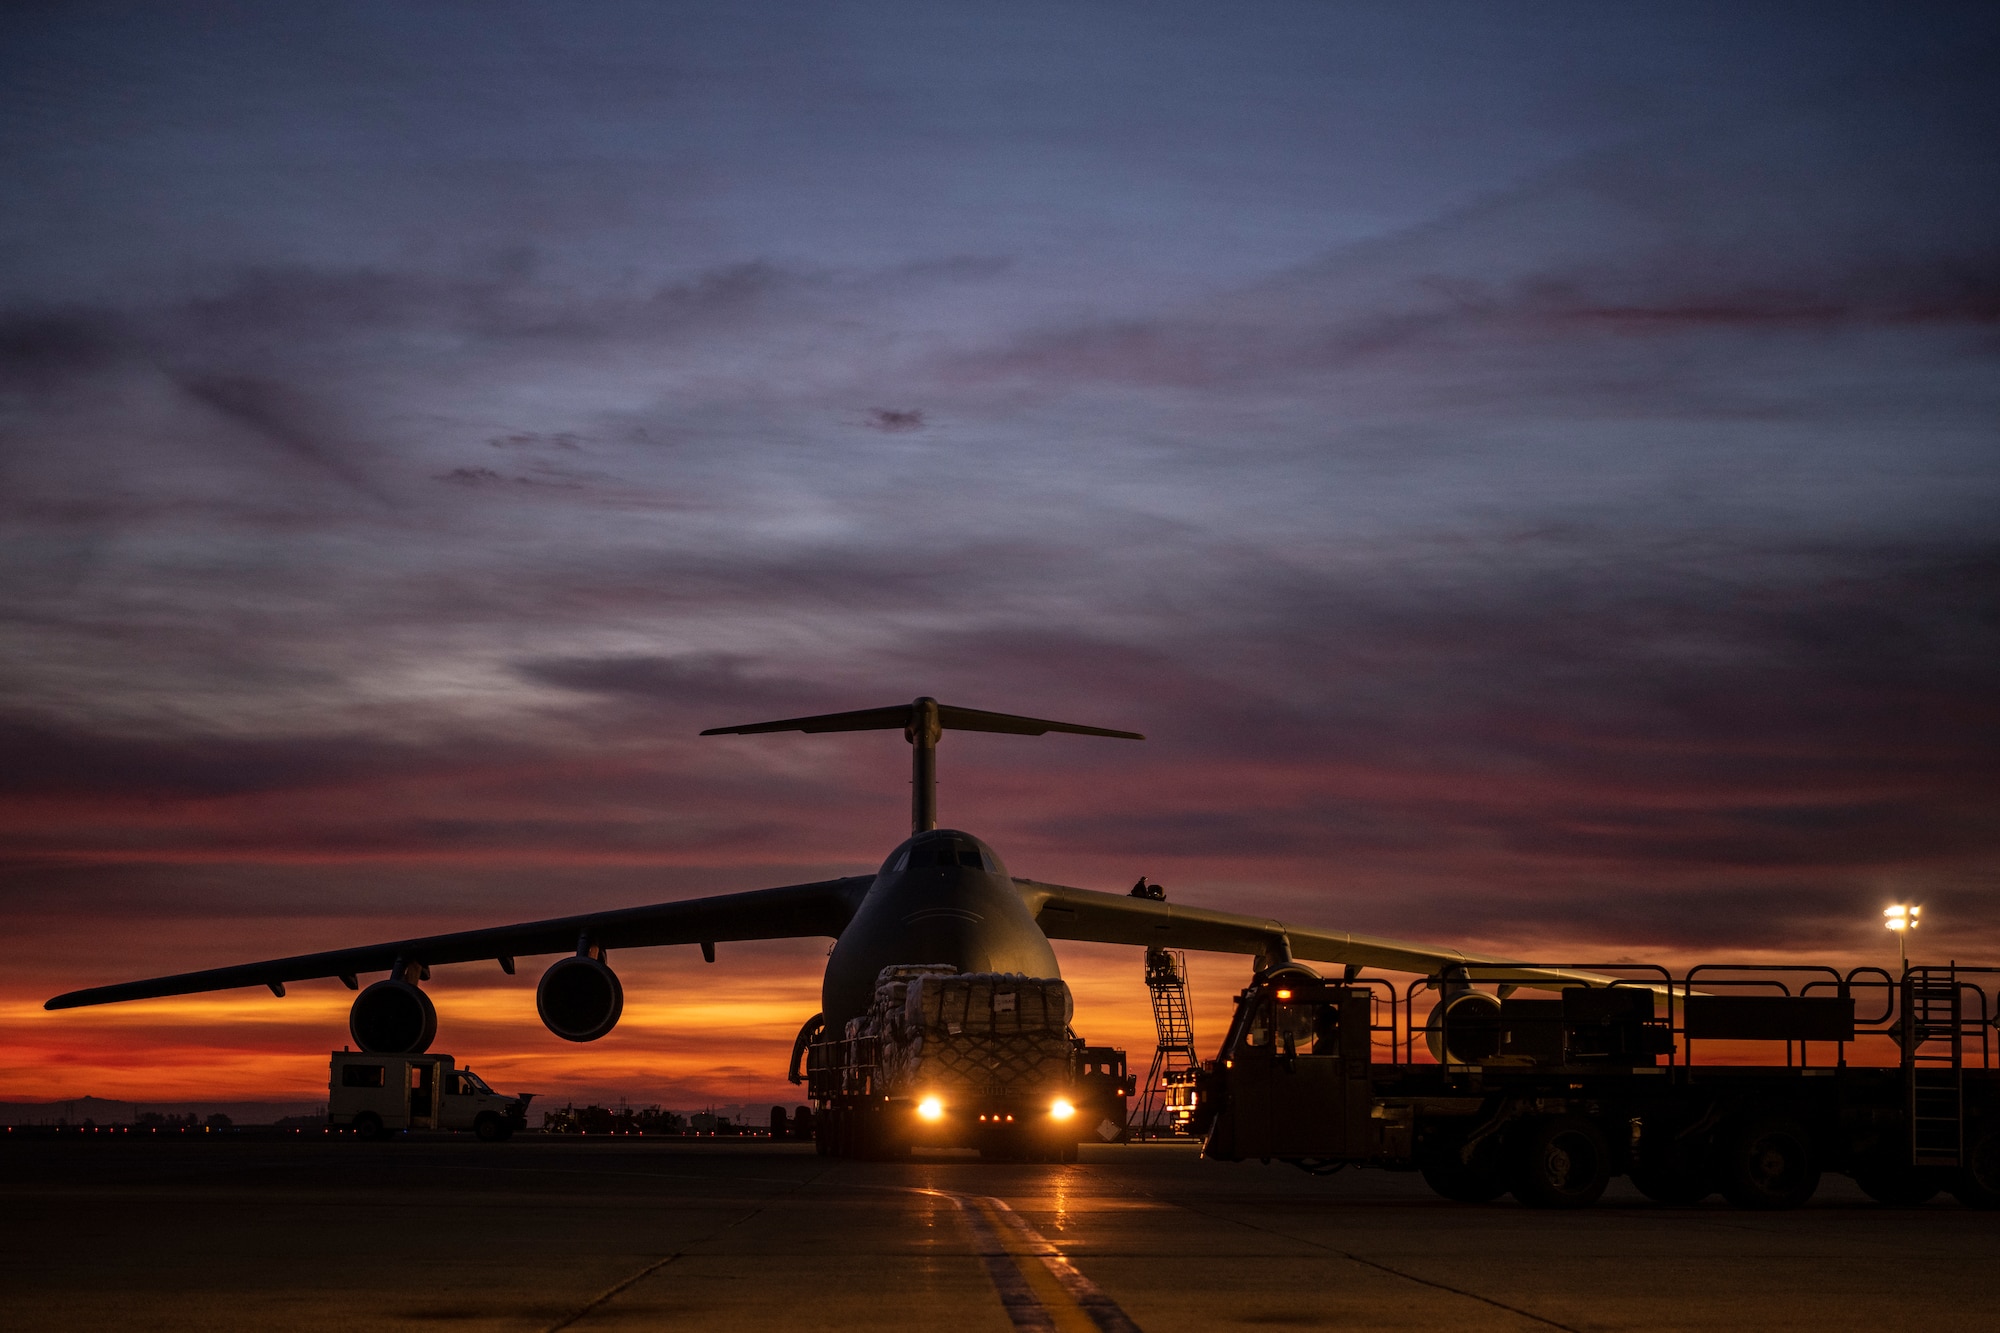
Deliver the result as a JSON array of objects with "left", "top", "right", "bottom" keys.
[
  {"left": 329, "top": 1052, "right": 531, "bottom": 1140},
  {"left": 1195, "top": 962, "right": 2000, "bottom": 1210},
  {"left": 541, "top": 1104, "right": 684, "bottom": 1135},
  {"left": 801, "top": 966, "right": 1133, "bottom": 1159}
]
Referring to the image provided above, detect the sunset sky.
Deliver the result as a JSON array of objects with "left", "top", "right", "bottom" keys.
[{"left": 4, "top": 3, "right": 1997, "bottom": 1107}]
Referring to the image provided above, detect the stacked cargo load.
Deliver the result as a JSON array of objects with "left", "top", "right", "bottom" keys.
[
  {"left": 875, "top": 964, "right": 960, "bottom": 1020},
  {"left": 875, "top": 969, "right": 1074, "bottom": 1098}
]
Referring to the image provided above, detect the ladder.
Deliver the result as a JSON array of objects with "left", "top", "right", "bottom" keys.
[
  {"left": 1903, "top": 965, "right": 1965, "bottom": 1168},
  {"left": 1136, "top": 947, "right": 1199, "bottom": 1136}
]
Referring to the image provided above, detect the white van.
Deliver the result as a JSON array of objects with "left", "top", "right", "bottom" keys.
[{"left": 329, "top": 1052, "right": 531, "bottom": 1140}]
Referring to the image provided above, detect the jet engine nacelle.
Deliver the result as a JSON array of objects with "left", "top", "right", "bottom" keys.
[
  {"left": 537, "top": 955, "right": 624, "bottom": 1042},
  {"left": 1423, "top": 990, "right": 1502, "bottom": 1065},
  {"left": 349, "top": 978, "right": 438, "bottom": 1054}
]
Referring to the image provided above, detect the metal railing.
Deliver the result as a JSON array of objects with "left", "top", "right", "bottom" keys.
[{"left": 1297, "top": 960, "right": 2000, "bottom": 1073}]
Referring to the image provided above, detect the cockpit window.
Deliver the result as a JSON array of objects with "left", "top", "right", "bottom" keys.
[{"left": 896, "top": 841, "right": 996, "bottom": 873}]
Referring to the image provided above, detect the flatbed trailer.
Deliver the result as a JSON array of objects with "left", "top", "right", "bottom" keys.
[{"left": 1193, "top": 961, "right": 2000, "bottom": 1209}]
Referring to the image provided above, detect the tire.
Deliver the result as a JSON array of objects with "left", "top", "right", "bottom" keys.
[
  {"left": 1060, "top": 1142, "right": 1079, "bottom": 1164},
  {"left": 1421, "top": 1154, "right": 1508, "bottom": 1203},
  {"left": 352, "top": 1112, "right": 384, "bottom": 1142},
  {"left": 1852, "top": 1159, "right": 1940, "bottom": 1206},
  {"left": 832, "top": 1107, "right": 853, "bottom": 1158},
  {"left": 474, "top": 1113, "right": 503, "bottom": 1143},
  {"left": 848, "top": 1108, "right": 900, "bottom": 1161},
  {"left": 866, "top": 1131, "right": 910, "bottom": 1161},
  {"left": 1716, "top": 1117, "right": 1819, "bottom": 1210},
  {"left": 1510, "top": 1116, "right": 1611, "bottom": 1209},
  {"left": 1629, "top": 1155, "right": 1713, "bottom": 1206},
  {"left": 1950, "top": 1129, "right": 2000, "bottom": 1210}
]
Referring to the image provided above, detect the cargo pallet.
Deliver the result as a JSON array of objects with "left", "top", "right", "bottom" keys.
[{"left": 794, "top": 968, "right": 1132, "bottom": 1161}]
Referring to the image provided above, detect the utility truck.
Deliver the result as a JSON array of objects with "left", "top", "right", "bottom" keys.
[
  {"left": 1194, "top": 960, "right": 2000, "bottom": 1209},
  {"left": 329, "top": 1051, "right": 532, "bottom": 1140},
  {"left": 802, "top": 966, "right": 1133, "bottom": 1159}
]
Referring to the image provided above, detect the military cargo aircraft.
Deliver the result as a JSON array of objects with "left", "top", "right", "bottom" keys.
[{"left": 47, "top": 698, "right": 1586, "bottom": 1071}]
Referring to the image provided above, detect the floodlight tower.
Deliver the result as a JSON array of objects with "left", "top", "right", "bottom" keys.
[{"left": 1884, "top": 903, "right": 1921, "bottom": 972}]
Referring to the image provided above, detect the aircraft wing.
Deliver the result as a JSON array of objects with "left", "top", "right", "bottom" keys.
[
  {"left": 1016, "top": 879, "right": 1626, "bottom": 991},
  {"left": 45, "top": 875, "right": 874, "bottom": 1010}
]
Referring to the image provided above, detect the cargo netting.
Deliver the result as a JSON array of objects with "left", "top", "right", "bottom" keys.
[{"left": 862, "top": 968, "right": 1075, "bottom": 1095}]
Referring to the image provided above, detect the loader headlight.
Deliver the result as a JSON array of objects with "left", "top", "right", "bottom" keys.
[
  {"left": 1050, "top": 1098, "right": 1076, "bottom": 1121},
  {"left": 917, "top": 1097, "right": 945, "bottom": 1122}
]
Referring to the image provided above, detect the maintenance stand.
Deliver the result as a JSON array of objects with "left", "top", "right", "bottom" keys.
[{"left": 1134, "top": 945, "right": 1201, "bottom": 1137}]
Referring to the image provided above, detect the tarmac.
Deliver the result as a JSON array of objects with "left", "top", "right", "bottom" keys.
[{"left": 4, "top": 1134, "right": 1995, "bottom": 1332}]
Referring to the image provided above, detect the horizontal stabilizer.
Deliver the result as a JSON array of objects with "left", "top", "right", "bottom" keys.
[{"left": 701, "top": 698, "right": 1142, "bottom": 740}]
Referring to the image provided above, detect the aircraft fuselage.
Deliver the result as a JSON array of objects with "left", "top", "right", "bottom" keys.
[{"left": 822, "top": 828, "right": 1058, "bottom": 1026}]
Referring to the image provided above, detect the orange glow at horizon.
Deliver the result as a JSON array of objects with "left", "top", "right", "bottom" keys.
[{"left": 6, "top": 933, "right": 1934, "bottom": 1109}]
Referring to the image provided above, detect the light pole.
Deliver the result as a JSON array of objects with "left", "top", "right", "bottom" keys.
[{"left": 1884, "top": 903, "right": 1920, "bottom": 973}]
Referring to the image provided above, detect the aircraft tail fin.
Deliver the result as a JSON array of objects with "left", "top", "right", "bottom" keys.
[{"left": 702, "top": 697, "right": 1141, "bottom": 833}]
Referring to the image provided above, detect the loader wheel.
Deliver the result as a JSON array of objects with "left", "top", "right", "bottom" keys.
[
  {"left": 1950, "top": 1130, "right": 2000, "bottom": 1209},
  {"left": 863, "top": 1127, "right": 909, "bottom": 1161},
  {"left": 352, "top": 1112, "right": 384, "bottom": 1142},
  {"left": 845, "top": 1107, "right": 900, "bottom": 1161},
  {"left": 1510, "top": 1116, "right": 1610, "bottom": 1209},
  {"left": 831, "top": 1107, "right": 853, "bottom": 1158},
  {"left": 1716, "top": 1116, "right": 1819, "bottom": 1210},
  {"left": 1421, "top": 1154, "right": 1508, "bottom": 1203},
  {"left": 474, "top": 1113, "right": 504, "bottom": 1142}
]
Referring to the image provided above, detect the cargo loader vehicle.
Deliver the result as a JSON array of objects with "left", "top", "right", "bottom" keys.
[
  {"left": 800, "top": 966, "right": 1133, "bottom": 1159},
  {"left": 329, "top": 1051, "right": 532, "bottom": 1140},
  {"left": 1194, "top": 959, "right": 2000, "bottom": 1209}
]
